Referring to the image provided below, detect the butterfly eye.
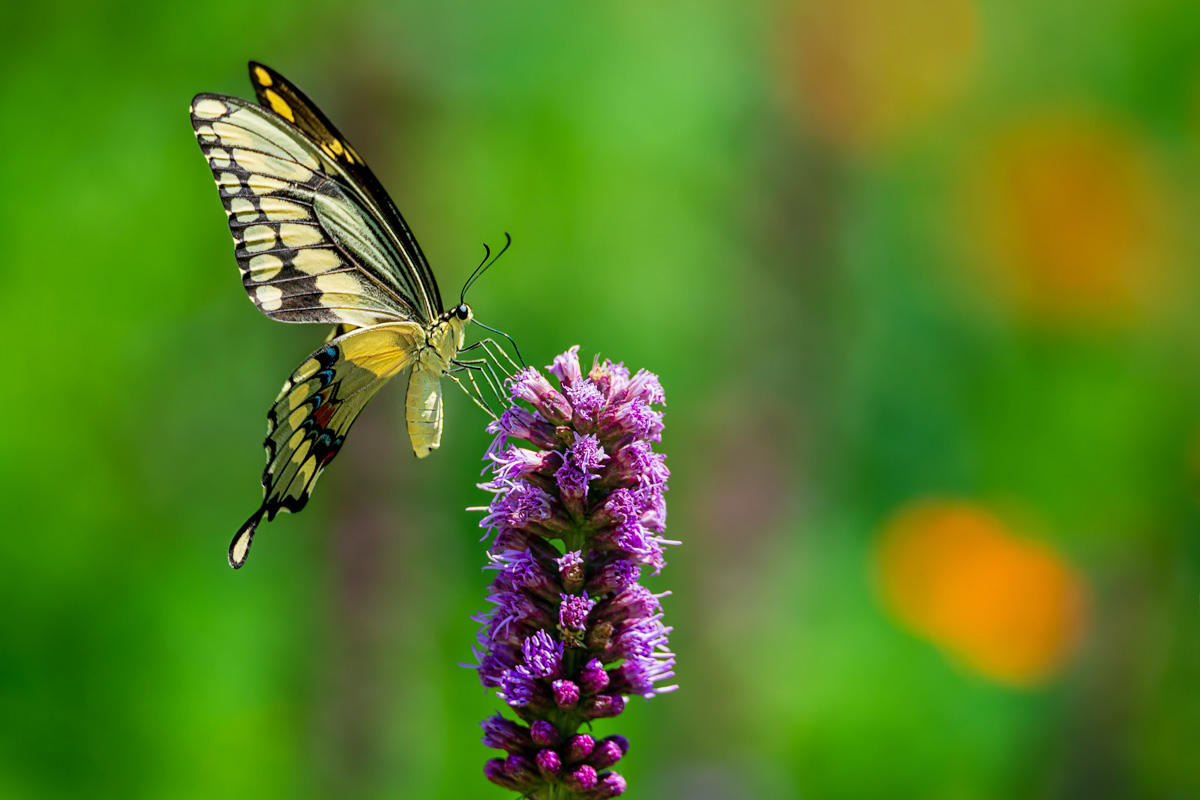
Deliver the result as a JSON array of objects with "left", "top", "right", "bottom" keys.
[{"left": 456, "top": 304, "right": 470, "bottom": 320}]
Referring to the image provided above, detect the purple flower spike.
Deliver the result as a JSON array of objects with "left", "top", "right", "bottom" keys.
[{"left": 469, "top": 347, "right": 674, "bottom": 797}]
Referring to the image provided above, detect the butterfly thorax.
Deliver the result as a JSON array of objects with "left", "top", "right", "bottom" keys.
[{"left": 422, "top": 303, "right": 472, "bottom": 374}]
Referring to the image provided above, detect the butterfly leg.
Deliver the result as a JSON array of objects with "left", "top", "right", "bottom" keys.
[
  {"left": 445, "top": 370, "right": 499, "bottom": 420},
  {"left": 452, "top": 356, "right": 508, "bottom": 410},
  {"left": 459, "top": 337, "right": 521, "bottom": 378}
]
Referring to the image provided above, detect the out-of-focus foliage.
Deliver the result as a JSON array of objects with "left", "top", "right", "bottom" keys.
[{"left": 3, "top": 0, "right": 1200, "bottom": 797}]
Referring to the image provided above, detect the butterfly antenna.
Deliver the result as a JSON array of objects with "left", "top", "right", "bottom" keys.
[
  {"left": 460, "top": 232, "right": 513, "bottom": 305},
  {"left": 460, "top": 243, "right": 492, "bottom": 307}
]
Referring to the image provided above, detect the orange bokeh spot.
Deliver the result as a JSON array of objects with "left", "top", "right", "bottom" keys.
[
  {"left": 876, "top": 500, "right": 1087, "bottom": 687},
  {"left": 779, "top": 0, "right": 978, "bottom": 153},
  {"left": 963, "top": 116, "right": 1169, "bottom": 324}
]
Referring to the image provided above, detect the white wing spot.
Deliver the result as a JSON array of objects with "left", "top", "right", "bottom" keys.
[
  {"left": 248, "top": 254, "right": 283, "bottom": 281},
  {"left": 292, "top": 248, "right": 341, "bottom": 275},
  {"left": 255, "top": 283, "right": 284, "bottom": 311},
  {"left": 258, "top": 197, "right": 309, "bottom": 220},
  {"left": 218, "top": 172, "right": 242, "bottom": 194},
  {"left": 315, "top": 272, "right": 363, "bottom": 298},
  {"left": 192, "top": 98, "right": 228, "bottom": 119},
  {"left": 248, "top": 175, "right": 289, "bottom": 196},
  {"left": 233, "top": 148, "right": 313, "bottom": 183},
  {"left": 279, "top": 224, "right": 323, "bottom": 249},
  {"left": 230, "top": 197, "right": 259, "bottom": 223},
  {"left": 242, "top": 225, "right": 277, "bottom": 253},
  {"left": 211, "top": 120, "right": 256, "bottom": 150}
]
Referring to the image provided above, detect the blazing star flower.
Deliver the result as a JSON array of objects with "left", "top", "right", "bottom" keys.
[{"left": 471, "top": 347, "right": 676, "bottom": 798}]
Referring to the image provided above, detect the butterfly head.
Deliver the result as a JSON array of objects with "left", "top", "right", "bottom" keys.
[{"left": 442, "top": 303, "right": 472, "bottom": 324}]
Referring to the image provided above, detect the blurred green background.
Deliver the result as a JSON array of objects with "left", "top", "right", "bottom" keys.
[{"left": 4, "top": 0, "right": 1200, "bottom": 797}]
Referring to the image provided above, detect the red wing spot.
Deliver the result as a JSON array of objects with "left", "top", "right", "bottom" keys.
[{"left": 312, "top": 400, "right": 337, "bottom": 428}]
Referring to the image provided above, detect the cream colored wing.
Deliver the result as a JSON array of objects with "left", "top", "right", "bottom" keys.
[
  {"left": 405, "top": 362, "right": 445, "bottom": 459},
  {"left": 190, "top": 94, "right": 431, "bottom": 326}
]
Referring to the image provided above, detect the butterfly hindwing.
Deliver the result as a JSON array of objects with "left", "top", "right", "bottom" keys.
[
  {"left": 190, "top": 94, "right": 428, "bottom": 326},
  {"left": 229, "top": 323, "right": 426, "bottom": 568}
]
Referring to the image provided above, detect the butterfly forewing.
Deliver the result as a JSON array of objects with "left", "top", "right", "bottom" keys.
[
  {"left": 190, "top": 95, "right": 428, "bottom": 325},
  {"left": 246, "top": 61, "right": 443, "bottom": 321}
]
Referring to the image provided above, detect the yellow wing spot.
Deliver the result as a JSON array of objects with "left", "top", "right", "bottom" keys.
[
  {"left": 294, "top": 358, "right": 321, "bottom": 382},
  {"left": 192, "top": 98, "right": 228, "bottom": 119},
  {"left": 346, "top": 146, "right": 362, "bottom": 164},
  {"left": 255, "top": 283, "right": 284, "bottom": 311},
  {"left": 263, "top": 88, "right": 295, "bottom": 123},
  {"left": 248, "top": 253, "right": 283, "bottom": 281},
  {"left": 287, "top": 405, "right": 309, "bottom": 431},
  {"left": 279, "top": 223, "right": 323, "bottom": 248},
  {"left": 287, "top": 429, "right": 308, "bottom": 452},
  {"left": 287, "top": 381, "right": 313, "bottom": 410},
  {"left": 320, "top": 143, "right": 335, "bottom": 159},
  {"left": 254, "top": 66, "right": 273, "bottom": 87},
  {"left": 242, "top": 224, "right": 277, "bottom": 253},
  {"left": 292, "top": 248, "right": 341, "bottom": 275},
  {"left": 230, "top": 197, "right": 259, "bottom": 223},
  {"left": 295, "top": 456, "right": 317, "bottom": 487},
  {"left": 329, "top": 139, "right": 345, "bottom": 156}
]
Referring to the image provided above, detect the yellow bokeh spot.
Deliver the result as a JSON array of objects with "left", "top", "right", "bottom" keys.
[
  {"left": 875, "top": 500, "right": 1087, "bottom": 687},
  {"left": 779, "top": 0, "right": 978, "bottom": 153},
  {"left": 962, "top": 116, "right": 1169, "bottom": 325}
]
